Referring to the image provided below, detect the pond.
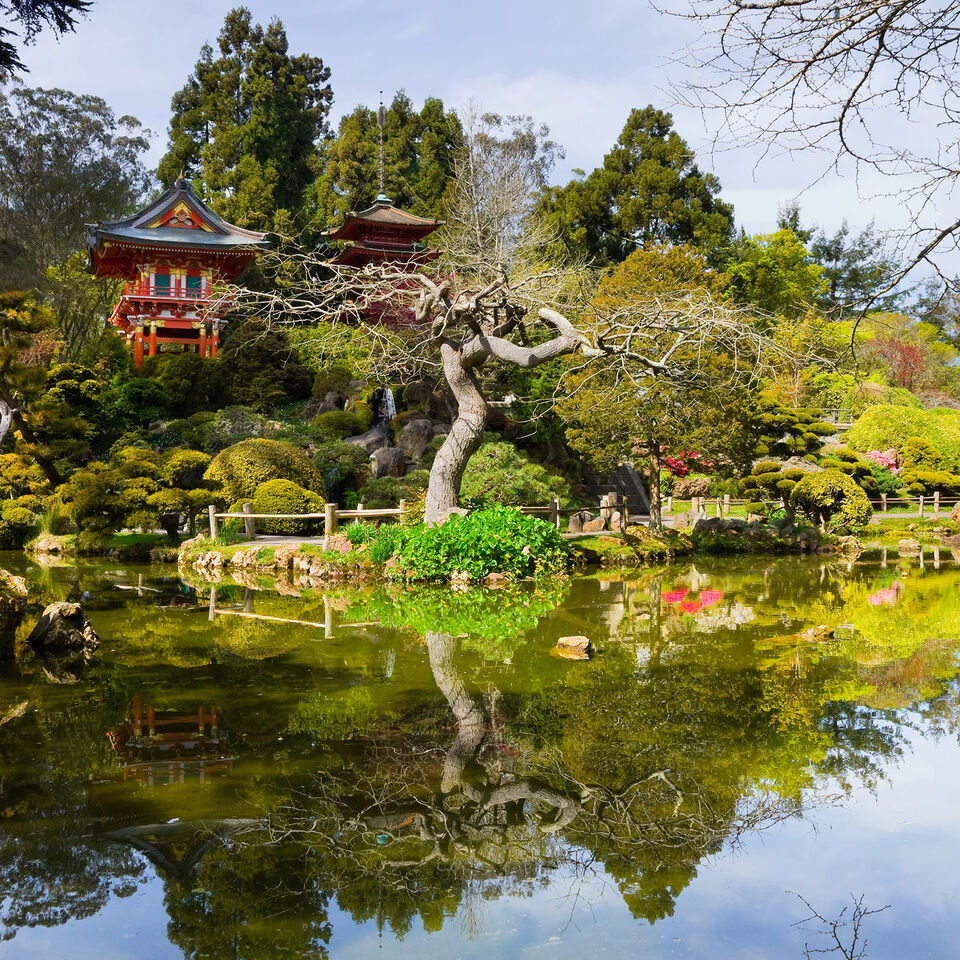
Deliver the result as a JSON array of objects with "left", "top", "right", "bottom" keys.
[{"left": 1, "top": 552, "right": 959, "bottom": 959}]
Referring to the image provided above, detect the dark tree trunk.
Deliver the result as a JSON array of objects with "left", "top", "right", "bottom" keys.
[{"left": 648, "top": 441, "right": 663, "bottom": 531}]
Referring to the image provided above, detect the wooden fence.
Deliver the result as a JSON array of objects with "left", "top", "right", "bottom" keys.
[
  {"left": 207, "top": 492, "right": 632, "bottom": 542},
  {"left": 662, "top": 492, "right": 960, "bottom": 519}
]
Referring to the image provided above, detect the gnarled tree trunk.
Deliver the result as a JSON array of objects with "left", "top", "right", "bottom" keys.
[{"left": 424, "top": 342, "right": 488, "bottom": 521}]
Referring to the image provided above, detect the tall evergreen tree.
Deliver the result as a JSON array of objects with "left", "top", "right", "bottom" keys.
[
  {"left": 310, "top": 91, "right": 462, "bottom": 227},
  {"left": 540, "top": 105, "right": 734, "bottom": 266},
  {"left": 157, "top": 6, "right": 333, "bottom": 231}
]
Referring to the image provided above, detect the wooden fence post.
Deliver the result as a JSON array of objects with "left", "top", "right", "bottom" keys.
[
  {"left": 881, "top": 493, "right": 887, "bottom": 513},
  {"left": 550, "top": 497, "right": 560, "bottom": 530},
  {"left": 324, "top": 502, "right": 338, "bottom": 547},
  {"left": 355, "top": 501, "right": 365, "bottom": 523},
  {"left": 666, "top": 496, "right": 672, "bottom": 513},
  {"left": 723, "top": 494, "right": 730, "bottom": 517},
  {"left": 242, "top": 501, "right": 256, "bottom": 539},
  {"left": 622, "top": 496, "right": 629, "bottom": 531},
  {"left": 208, "top": 504, "right": 218, "bottom": 539},
  {"left": 934, "top": 491, "right": 940, "bottom": 516},
  {"left": 398, "top": 499, "right": 407, "bottom": 522},
  {"left": 715, "top": 497, "right": 722, "bottom": 517},
  {"left": 919, "top": 495, "right": 925, "bottom": 516}
]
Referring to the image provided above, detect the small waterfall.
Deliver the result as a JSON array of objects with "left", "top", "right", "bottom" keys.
[{"left": 371, "top": 386, "right": 396, "bottom": 429}]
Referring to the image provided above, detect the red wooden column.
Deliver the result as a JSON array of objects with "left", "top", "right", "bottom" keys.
[
  {"left": 148, "top": 323, "right": 157, "bottom": 357},
  {"left": 211, "top": 326, "right": 219, "bottom": 358},
  {"left": 134, "top": 329, "right": 144, "bottom": 368},
  {"left": 199, "top": 323, "right": 208, "bottom": 357}
]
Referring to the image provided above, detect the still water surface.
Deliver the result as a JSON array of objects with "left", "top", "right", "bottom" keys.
[{"left": 1, "top": 553, "right": 959, "bottom": 959}]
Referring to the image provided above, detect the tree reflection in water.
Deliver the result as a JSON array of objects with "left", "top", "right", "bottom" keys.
[{"left": 2, "top": 562, "right": 960, "bottom": 955}]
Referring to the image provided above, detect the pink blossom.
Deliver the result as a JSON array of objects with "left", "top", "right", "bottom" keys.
[
  {"left": 680, "top": 600, "right": 704, "bottom": 614},
  {"left": 662, "top": 589, "right": 689, "bottom": 604},
  {"left": 868, "top": 583, "right": 903, "bottom": 606}
]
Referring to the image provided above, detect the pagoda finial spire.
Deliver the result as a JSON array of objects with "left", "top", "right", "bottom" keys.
[{"left": 377, "top": 91, "right": 386, "bottom": 199}]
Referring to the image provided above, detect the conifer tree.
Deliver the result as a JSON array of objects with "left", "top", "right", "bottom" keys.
[
  {"left": 310, "top": 92, "right": 462, "bottom": 227},
  {"left": 157, "top": 6, "right": 333, "bottom": 231},
  {"left": 540, "top": 105, "right": 734, "bottom": 266}
]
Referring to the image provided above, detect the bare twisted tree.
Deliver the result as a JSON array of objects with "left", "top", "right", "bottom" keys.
[{"left": 666, "top": 0, "right": 960, "bottom": 295}]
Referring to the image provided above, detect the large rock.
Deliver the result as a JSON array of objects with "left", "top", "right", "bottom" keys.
[
  {"left": 396, "top": 418, "right": 434, "bottom": 461},
  {"left": 567, "top": 510, "right": 593, "bottom": 534},
  {"left": 897, "top": 537, "right": 923, "bottom": 557},
  {"left": 552, "top": 635, "right": 592, "bottom": 660},
  {"left": 951, "top": 502, "right": 960, "bottom": 524},
  {"left": 346, "top": 425, "right": 391, "bottom": 455},
  {"left": 582, "top": 515, "right": 607, "bottom": 534},
  {"left": 26, "top": 602, "right": 100, "bottom": 657},
  {"left": 673, "top": 475, "right": 711, "bottom": 499},
  {"left": 371, "top": 446, "right": 407, "bottom": 478}
]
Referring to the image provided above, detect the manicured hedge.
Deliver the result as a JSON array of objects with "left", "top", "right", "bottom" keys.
[{"left": 205, "top": 438, "right": 324, "bottom": 502}]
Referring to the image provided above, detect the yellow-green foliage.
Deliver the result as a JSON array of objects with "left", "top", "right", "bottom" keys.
[
  {"left": 205, "top": 438, "right": 324, "bottom": 502},
  {"left": 846, "top": 405, "right": 960, "bottom": 469},
  {"left": 789, "top": 469, "right": 873, "bottom": 532},
  {"left": 231, "top": 479, "right": 325, "bottom": 535}
]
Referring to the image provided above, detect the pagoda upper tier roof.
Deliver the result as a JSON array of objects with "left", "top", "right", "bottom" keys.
[
  {"left": 88, "top": 178, "right": 270, "bottom": 276},
  {"left": 323, "top": 194, "right": 441, "bottom": 243}
]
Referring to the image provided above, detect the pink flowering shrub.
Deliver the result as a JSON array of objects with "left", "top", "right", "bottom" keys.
[
  {"left": 864, "top": 450, "right": 898, "bottom": 471},
  {"left": 663, "top": 451, "right": 717, "bottom": 477}
]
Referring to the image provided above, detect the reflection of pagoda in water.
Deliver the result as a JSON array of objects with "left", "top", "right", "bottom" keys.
[{"left": 106, "top": 694, "right": 235, "bottom": 785}]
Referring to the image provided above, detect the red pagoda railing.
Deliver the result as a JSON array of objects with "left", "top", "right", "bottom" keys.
[{"left": 123, "top": 280, "right": 216, "bottom": 300}]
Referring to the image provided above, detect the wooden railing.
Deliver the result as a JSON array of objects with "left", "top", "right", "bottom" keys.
[{"left": 206, "top": 493, "right": 633, "bottom": 542}]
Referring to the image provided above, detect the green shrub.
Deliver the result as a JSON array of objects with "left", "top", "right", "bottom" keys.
[
  {"left": 344, "top": 522, "right": 378, "bottom": 546},
  {"left": 846, "top": 405, "right": 960, "bottom": 469},
  {"left": 789, "top": 470, "right": 873, "bottom": 533},
  {"left": 241, "top": 479, "right": 325, "bottom": 535},
  {"left": 163, "top": 449, "right": 211, "bottom": 487},
  {"left": 312, "top": 410, "right": 369, "bottom": 441},
  {"left": 359, "top": 471, "right": 429, "bottom": 509},
  {"left": 899, "top": 468, "right": 960, "bottom": 497},
  {"left": 311, "top": 363, "right": 354, "bottom": 399},
  {"left": 870, "top": 463, "right": 902, "bottom": 496},
  {"left": 0, "top": 497, "right": 39, "bottom": 547},
  {"left": 205, "top": 438, "right": 324, "bottom": 503},
  {"left": 368, "top": 525, "right": 405, "bottom": 565},
  {"left": 460, "top": 441, "right": 573, "bottom": 506},
  {"left": 395, "top": 506, "right": 568, "bottom": 582},
  {"left": 902, "top": 436, "right": 944, "bottom": 470}
]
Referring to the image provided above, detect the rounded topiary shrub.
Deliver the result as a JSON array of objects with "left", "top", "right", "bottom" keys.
[
  {"left": 789, "top": 469, "right": 873, "bottom": 533},
  {"left": 312, "top": 410, "right": 369, "bottom": 441},
  {"left": 205, "top": 438, "right": 324, "bottom": 503},
  {"left": 240, "top": 479, "right": 325, "bottom": 535}
]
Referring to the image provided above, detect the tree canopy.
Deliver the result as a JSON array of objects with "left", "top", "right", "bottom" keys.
[
  {"left": 157, "top": 6, "right": 333, "bottom": 230},
  {"left": 0, "top": 83, "right": 150, "bottom": 290},
  {"left": 540, "top": 105, "right": 734, "bottom": 266}
]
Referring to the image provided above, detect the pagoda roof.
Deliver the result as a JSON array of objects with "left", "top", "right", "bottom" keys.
[
  {"left": 330, "top": 241, "right": 439, "bottom": 268},
  {"left": 88, "top": 178, "right": 270, "bottom": 275},
  {"left": 323, "top": 194, "right": 441, "bottom": 243}
]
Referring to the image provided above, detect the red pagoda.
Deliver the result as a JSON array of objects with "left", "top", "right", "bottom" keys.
[
  {"left": 88, "top": 179, "right": 270, "bottom": 367},
  {"left": 322, "top": 192, "right": 440, "bottom": 268}
]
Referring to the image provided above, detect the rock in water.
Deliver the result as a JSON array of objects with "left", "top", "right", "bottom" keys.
[
  {"left": 552, "top": 635, "right": 592, "bottom": 660},
  {"left": 897, "top": 537, "right": 922, "bottom": 557},
  {"left": 26, "top": 602, "right": 100, "bottom": 657},
  {"left": 951, "top": 502, "right": 960, "bottom": 524}
]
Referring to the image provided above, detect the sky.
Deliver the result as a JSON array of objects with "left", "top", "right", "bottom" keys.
[{"left": 5, "top": 0, "right": 935, "bottom": 244}]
